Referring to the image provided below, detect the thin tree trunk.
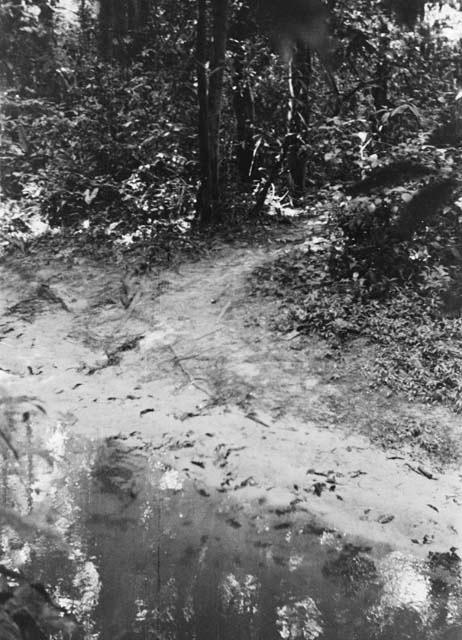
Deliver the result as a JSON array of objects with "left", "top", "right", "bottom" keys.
[
  {"left": 98, "top": 0, "right": 114, "bottom": 59},
  {"left": 196, "top": 0, "right": 212, "bottom": 224},
  {"left": 232, "top": 54, "right": 256, "bottom": 182},
  {"left": 454, "top": 86, "right": 462, "bottom": 140},
  {"left": 229, "top": 3, "right": 255, "bottom": 183},
  {"left": 195, "top": 0, "right": 229, "bottom": 225},
  {"left": 287, "top": 43, "right": 312, "bottom": 198},
  {"left": 77, "top": 0, "right": 88, "bottom": 67},
  {"left": 208, "top": 0, "right": 229, "bottom": 219}
]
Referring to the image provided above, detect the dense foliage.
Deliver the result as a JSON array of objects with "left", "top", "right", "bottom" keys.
[
  {"left": 1, "top": 0, "right": 462, "bottom": 409},
  {"left": 1, "top": 1, "right": 457, "bottom": 229}
]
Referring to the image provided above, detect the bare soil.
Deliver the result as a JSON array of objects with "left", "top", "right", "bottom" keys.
[{"left": 1, "top": 223, "right": 461, "bottom": 555}]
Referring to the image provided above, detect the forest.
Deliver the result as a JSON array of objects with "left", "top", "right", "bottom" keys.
[
  {"left": 0, "top": 0, "right": 462, "bottom": 638},
  {"left": 2, "top": 0, "right": 462, "bottom": 408}
]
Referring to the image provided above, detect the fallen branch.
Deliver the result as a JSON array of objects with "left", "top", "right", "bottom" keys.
[
  {"left": 166, "top": 345, "right": 211, "bottom": 396},
  {"left": 245, "top": 411, "right": 271, "bottom": 428},
  {"left": 405, "top": 462, "right": 437, "bottom": 480}
]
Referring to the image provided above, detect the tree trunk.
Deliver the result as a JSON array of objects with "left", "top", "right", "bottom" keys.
[
  {"left": 208, "top": 0, "right": 229, "bottom": 219},
  {"left": 287, "top": 42, "right": 312, "bottom": 198},
  {"left": 229, "top": 4, "right": 256, "bottom": 183},
  {"left": 196, "top": 0, "right": 213, "bottom": 224},
  {"left": 195, "top": 0, "right": 229, "bottom": 226},
  {"left": 372, "top": 60, "right": 388, "bottom": 113},
  {"left": 98, "top": 0, "right": 115, "bottom": 59},
  {"left": 371, "top": 27, "right": 390, "bottom": 137},
  {"left": 232, "top": 54, "right": 256, "bottom": 182},
  {"left": 454, "top": 79, "right": 462, "bottom": 140}
]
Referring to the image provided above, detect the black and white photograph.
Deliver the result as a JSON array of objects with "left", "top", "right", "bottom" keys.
[{"left": 0, "top": 0, "right": 461, "bottom": 637}]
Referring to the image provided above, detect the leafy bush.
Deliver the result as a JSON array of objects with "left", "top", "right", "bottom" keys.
[
  {"left": 250, "top": 158, "right": 462, "bottom": 414},
  {"left": 1, "top": 38, "right": 199, "bottom": 235},
  {"left": 327, "top": 163, "right": 462, "bottom": 292},
  {"left": 251, "top": 243, "right": 462, "bottom": 410}
]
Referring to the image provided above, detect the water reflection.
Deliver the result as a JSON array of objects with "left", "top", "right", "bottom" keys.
[
  {"left": 0, "top": 423, "right": 461, "bottom": 639},
  {"left": 276, "top": 598, "right": 323, "bottom": 640}
]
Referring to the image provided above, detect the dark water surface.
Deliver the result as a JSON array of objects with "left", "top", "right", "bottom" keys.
[{"left": 1, "top": 428, "right": 461, "bottom": 639}]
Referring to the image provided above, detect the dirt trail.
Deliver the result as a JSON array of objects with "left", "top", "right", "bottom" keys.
[{"left": 0, "top": 227, "right": 461, "bottom": 556}]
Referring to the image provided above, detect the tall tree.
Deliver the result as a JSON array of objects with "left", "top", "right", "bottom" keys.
[
  {"left": 286, "top": 41, "right": 312, "bottom": 197},
  {"left": 229, "top": 2, "right": 257, "bottom": 183},
  {"left": 195, "top": 0, "right": 332, "bottom": 223},
  {"left": 196, "top": 0, "right": 213, "bottom": 223},
  {"left": 195, "top": 0, "right": 230, "bottom": 225}
]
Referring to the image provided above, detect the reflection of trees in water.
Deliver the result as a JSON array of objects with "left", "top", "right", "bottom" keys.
[
  {"left": 364, "top": 551, "right": 462, "bottom": 639},
  {"left": 276, "top": 597, "right": 324, "bottom": 640},
  {"left": 322, "top": 543, "right": 379, "bottom": 592},
  {"left": 221, "top": 573, "right": 259, "bottom": 616},
  {"left": 219, "top": 572, "right": 261, "bottom": 639},
  {"left": 1, "top": 425, "right": 461, "bottom": 639},
  {"left": 320, "top": 543, "right": 382, "bottom": 639},
  {"left": 0, "top": 417, "right": 101, "bottom": 636},
  {"left": 427, "top": 548, "right": 462, "bottom": 634},
  {"left": 372, "top": 553, "right": 430, "bottom": 619},
  {"left": 75, "top": 437, "right": 320, "bottom": 639}
]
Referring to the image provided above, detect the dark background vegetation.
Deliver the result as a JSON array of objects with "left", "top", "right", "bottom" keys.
[{"left": 1, "top": 0, "right": 462, "bottom": 412}]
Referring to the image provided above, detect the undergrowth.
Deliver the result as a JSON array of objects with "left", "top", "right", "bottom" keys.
[{"left": 250, "top": 245, "right": 462, "bottom": 412}]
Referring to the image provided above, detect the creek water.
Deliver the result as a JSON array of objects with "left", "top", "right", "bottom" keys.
[{"left": 1, "top": 428, "right": 461, "bottom": 639}]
